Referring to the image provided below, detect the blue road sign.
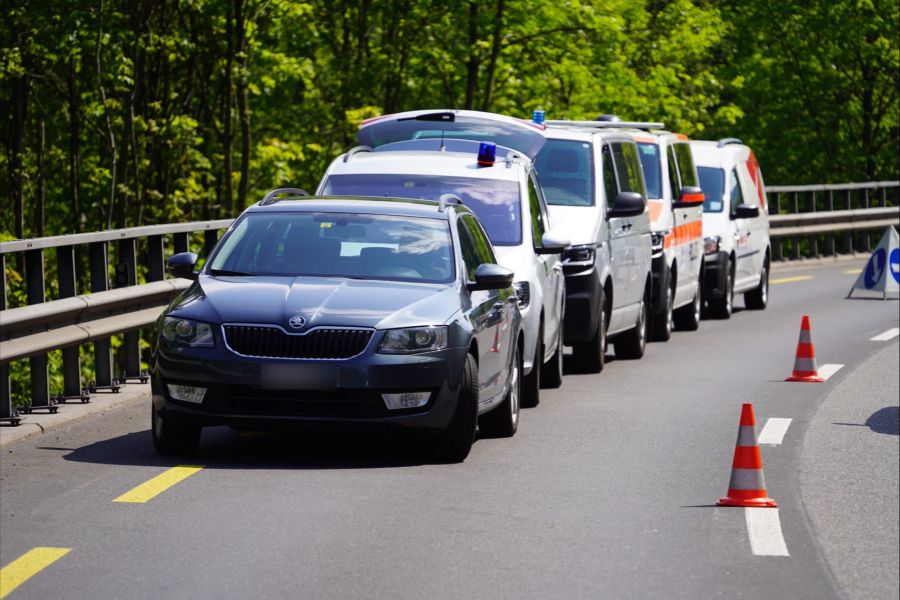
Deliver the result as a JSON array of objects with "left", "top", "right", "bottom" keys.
[
  {"left": 864, "top": 248, "right": 887, "bottom": 289},
  {"left": 890, "top": 248, "right": 899, "bottom": 284}
]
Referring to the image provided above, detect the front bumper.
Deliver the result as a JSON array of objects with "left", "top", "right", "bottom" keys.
[
  {"left": 151, "top": 343, "right": 468, "bottom": 432},
  {"left": 561, "top": 263, "right": 602, "bottom": 345},
  {"left": 702, "top": 251, "right": 729, "bottom": 299}
]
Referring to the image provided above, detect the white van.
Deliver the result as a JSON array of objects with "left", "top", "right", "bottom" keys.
[{"left": 690, "top": 139, "right": 771, "bottom": 317}]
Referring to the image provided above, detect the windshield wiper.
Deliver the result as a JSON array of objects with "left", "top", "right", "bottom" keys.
[{"left": 209, "top": 268, "right": 254, "bottom": 277}]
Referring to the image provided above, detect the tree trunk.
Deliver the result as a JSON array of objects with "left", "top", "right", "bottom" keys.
[
  {"left": 464, "top": 2, "right": 480, "bottom": 110},
  {"left": 222, "top": 3, "right": 235, "bottom": 216},
  {"left": 36, "top": 120, "right": 45, "bottom": 237},
  {"left": 67, "top": 56, "right": 82, "bottom": 232},
  {"left": 96, "top": 0, "right": 118, "bottom": 230},
  {"left": 8, "top": 74, "right": 28, "bottom": 241},
  {"left": 235, "top": 0, "right": 250, "bottom": 210},
  {"left": 480, "top": 0, "right": 505, "bottom": 112}
]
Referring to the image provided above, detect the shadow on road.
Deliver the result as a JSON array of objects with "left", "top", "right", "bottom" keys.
[
  {"left": 59, "top": 425, "right": 446, "bottom": 471},
  {"left": 833, "top": 406, "right": 899, "bottom": 436}
]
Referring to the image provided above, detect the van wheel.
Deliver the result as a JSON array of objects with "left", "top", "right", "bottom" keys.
[
  {"left": 522, "top": 325, "right": 541, "bottom": 408},
  {"left": 573, "top": 289, "right": 606, "bottom": 374},
  {"left": 674, "top": 283, "right": 701, "bottom": 331},
  {"left": 152, "top": 404, "right": 201, "bottom": 455},
  {"left": 745, "top": 258, "right": 769, "bottom": 310},
  {"left": 652, "top": 276, "right": 674, "bottom": 342},
  {"left": 433, "top": 353, "right": 478, "bottom": 463},
  {"left": 480, "top": 343, "right": 521, "bottom": 438},
  {"left": 709, "top": 260, "right": 734, "bottom": 319},
  {"left": 541, "top": 321, "right": 564, "bottom": 389},
  {"left": 614, "top": 287, "right": 648, "bottom": 359}
]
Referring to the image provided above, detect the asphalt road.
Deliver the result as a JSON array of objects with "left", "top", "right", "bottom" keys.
[{"left": 1, "top": 260, "right": 898, "bottom": 600}]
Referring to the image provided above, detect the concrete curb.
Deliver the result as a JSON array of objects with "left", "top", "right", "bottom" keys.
[{"left": 0, "top": 383, "right": 151, "bottom": 448}]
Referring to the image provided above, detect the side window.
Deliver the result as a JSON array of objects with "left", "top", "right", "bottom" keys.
[
  {"left": 729, "top": 168, "right": 743, "bottom": 216},
  {"left": 464, "top": 215, "right": 496, "bottom": 265},
  {"left": 672, "top": 143, "right": 698, "bottom": 188},
  {"left": 602, "top": 145, "right": 619, "bottom": 208},
  {"left": 612, "top": 142, "right": 647, "bottom": 198},
  {"left": 457, "top": 218, "right": 482, "bottom": 282},
  {"left": 527, "top": 174, "right": 547, "bottom": 249},
  {"left": 667, "top": 145, "right": 682, "bottom": 199}
]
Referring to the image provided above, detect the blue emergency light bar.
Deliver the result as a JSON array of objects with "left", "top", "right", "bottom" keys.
[
  {"left": 477, "top": 142, "right": 497, "bottom": 166},
  {"left": 532, "top": 109, "right": 545, "bottom": 125}
]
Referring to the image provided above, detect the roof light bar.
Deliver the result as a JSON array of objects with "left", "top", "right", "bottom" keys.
[
  {"left": 545, "top": 120, "right": 665, "bottom": 130},
  {"left": 477, "top": 142, "right": 497, "bottom": 166},
  {"left": 532, "top": 109, "right": 546, "bottom": 125}
]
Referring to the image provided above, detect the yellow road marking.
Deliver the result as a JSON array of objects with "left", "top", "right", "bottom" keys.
[
  {"left": 770, "top": 275, "right": 813, "bottom": 284},
  {"left": 0, "top": 547, "right": 71, "bottom": 599},
  {"left": 113, "top": 465, "right": 203, "bottom": 504},
  {"left": 843, "top": 268, "right": 862, "bottom": 275}
]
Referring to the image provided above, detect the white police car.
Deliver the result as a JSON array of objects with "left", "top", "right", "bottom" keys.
[
  {"left": 691, "top": 138, "right": 771, "bottom": 317},
  {"left": 318, "top": 113, "right": 568, "bottom": 408}
]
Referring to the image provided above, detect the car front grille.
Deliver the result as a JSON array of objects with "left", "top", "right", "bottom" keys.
[
  {"left": 201, "top": 385, "right": 390, "bottom": 419},
  {"left": 223, "top": 325, "right": 374, "bottom": 359}
]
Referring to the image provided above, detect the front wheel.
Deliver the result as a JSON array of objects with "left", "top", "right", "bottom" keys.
[
  {"left": 522, "top": 327, "right": 541, "bottom": 408},
  {"left": 573, "top": 289, "right": 607, "bottom": 374},
  {"left": 152, "top": 404, "right": 201, "bottom": 455},
  {"left": 614, "top": 288, "right": 648, "bottom": 360},
  {"left": 674, "top": 281, "right": 702, "bottom": 331},
  {"left": 433, "top": 353, "right": 479, "bottom": 463},
  {"left": 709, "top": 260, "right": 734, "bottom": 319},
  {"left": 541, "top": 320, "right": 564, "bottom": 389},
  {"left": 652, "top": 276, "right": 674, "bottom": 342},
  {"left": 480, "top": 343, "right": 521, "bottom": 438},
  {"left": 744, "top": 259, "right": 769, "bottom": 310}
]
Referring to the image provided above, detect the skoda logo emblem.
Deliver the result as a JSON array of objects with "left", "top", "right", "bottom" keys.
[{"left": 288, "top": 315, "right": 306, "bottom": 329}]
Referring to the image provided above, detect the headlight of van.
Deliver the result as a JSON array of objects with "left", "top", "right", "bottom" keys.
[
  {"left": 161, "top": 317, "right": 215, "bottom": 347},
  {"left": 378, "top": 326, "right": 448, "bottom": 354},
  {"left": 704, "top": 236, "right": 721, "bottom": 255}
]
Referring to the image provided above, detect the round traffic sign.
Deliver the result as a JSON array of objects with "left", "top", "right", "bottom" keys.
[
  {"left": 890, "top": 248, "right": 899, "bottom": 284},
  {"left": 864, "top": 248, "right": 887, "bottom": 289}
]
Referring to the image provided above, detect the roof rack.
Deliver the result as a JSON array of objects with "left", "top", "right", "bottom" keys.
[
  {"left": 259, "top": 188, "right": 310, "bottom": 206},
  {"left": 342, "top": 145, "right": 373, "bottom": 162},
  {"left": 438, "top": 193, "right": 463, "bottom": 212},
  {"left": 717, "top": 137, "right": 743, "bottom": 148},
  {"left": 545, "top": 120, "right": 665, "bottom": 131}
]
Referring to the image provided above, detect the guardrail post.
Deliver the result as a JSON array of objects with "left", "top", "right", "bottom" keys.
[
  {"left": 57, "top": 245, "right": 83, "bottom": 398},
  {"left": 117, "top": 239, "right": 141, "bottom": 381},
  {"left": 808, "top": 191, "right": 819, "bottom": 258},
  {"left": 825, "top": 190, "right": 835, "bottom": 255},
  {"left": 173, "top": 232, "right": 189, "bottom": 255},
  {"left": 843, "top": 190, "right": 853, "bottom": 254},
  {"left": 25, "top": 249, "right": 51, "bottom": 409},
  {"left": 0, "top": 254, "right": 15, "bottom": 423},
  {"left": 89, "top": 241, "right": 114, "bottom": 389},
  {"left": 147, "top": 235, "right": 165, "bottom": 282},
  {"left": 862, "top": 189, "right": 872, "bottom": 252}
]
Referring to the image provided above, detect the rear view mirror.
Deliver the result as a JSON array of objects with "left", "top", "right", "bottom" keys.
[
  {"left": 467, "top": 264, "right": 514, "bottom": 291},
  {"left": 733, "top": 204, "right": 760, "bottom": 220},
  {"left": 673, "top": 186, "right": 705, "bottom": 208},
  {"left": 607, "top": 192, "right": 646, "bottom": 218},
  {"left": 167, "top": 252, "right": 199, "bottom": 280},
  {"left": 536, "top": 230, "right": 570, "bottom": 254}
]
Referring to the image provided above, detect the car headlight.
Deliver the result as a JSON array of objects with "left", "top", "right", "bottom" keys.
[
  {"left": 704, "top": 236, "right": 721, "bottom": 255},
  {"left": 378, "top": 326, "right": 448, "bottom": 354},
  {"left": 513, "top": 281, "right": 530, "bottom": 309},
  {"left": 161, "top": 317, "right": 215, "bottom": 347},
  {"left": 564, "top": 246, "right": 594, "bottom": 264},
  {"left": 651, "top": 231, "right": 668, "bottom": 255}
]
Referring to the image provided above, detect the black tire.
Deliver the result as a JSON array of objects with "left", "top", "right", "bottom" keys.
[
  {"left": 744, "top": 258, "right": 769, "bottom": 310},
  {"left": 573, "top": 288, "right": 607, "bottom": 374},
  {"left": 433, "top": 353, "right": 479, "bottom": 463},
  {"left": 541, "top": 321, "right": 564, "bottom": 389},
  {"left": 521, "top": 325, "right": 541, "bottom": 408},
  {"left": 709, "top": 259, "right": 734, "bottom": 319},
  {"left": 479, "top": 343, "right": 521, "bottom": 438},
  {"left": 651, "top": 276, "right": 674, "bottom": 342},
  {"left": 614, "top": 287, "right": 648, "bottom": 360},
  {"left": 151, "top": 404, "right": 201, "bottom": 455},
  {"left": 674, "top": 281, "right": 702, "bottom": 331}
]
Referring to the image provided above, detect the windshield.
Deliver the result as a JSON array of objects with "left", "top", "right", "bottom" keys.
[
  {"left": 637, "top": 143, "right": 662, "bottom": 199},
  {"left": 208, "top": 212, "right": 454, "bottom": 283},
  {"left": 533, "top": 139, "right": 594, "bottom": 206},
  {"left": 697, "top": 167, "right": 725, "bottom": 213},
  {"left": 322, "top": 174, "right": 522, "bottom": 246}
]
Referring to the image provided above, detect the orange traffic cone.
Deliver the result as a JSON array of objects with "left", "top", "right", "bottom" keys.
[
  {"left": 718, "top": 403, "right": 777, "bottom": 508},
  {"left": 786, "top": 314, "right": 824, "bottom": 382}
]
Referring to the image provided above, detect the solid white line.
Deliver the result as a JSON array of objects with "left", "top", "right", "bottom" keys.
[
  {"left": 817, "top": 363, "right": 844, "bottom": 381},
  {"left": 758, "top": 418, "right": 793, "bottom": 445},
  {"left": 870, "top": 328, "right": 899, "bottom": 342},
  {"left": 745, "top": 508, "right": 790, "bottom": 556}
]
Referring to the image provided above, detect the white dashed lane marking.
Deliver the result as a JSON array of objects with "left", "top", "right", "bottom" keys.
[
  {"left": 817, "top": 364, "right": 844, "bottom": 381},
  {"left": 758, "top": 418, "right": 792, "bottom": 445},
  {"left": 870, "top": 328, "right": 899, "bottom": 342},
  {"left": 746, "top": 508, "right": 790, "bottom": 556}
]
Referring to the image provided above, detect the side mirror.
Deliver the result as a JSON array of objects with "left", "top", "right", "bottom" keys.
[
  {"left": 733, "top": 203, "right": 760, "bottom": 220},
  {"left": 607, "top": 192, "right": 646, "bottom": 218},
  {"left": 167, "top": 252, "right": 199, "bottom": 281},
  {"left": 536, "top": 230, "right": 571, "bottom": 254},
  {"left": 467, "top": 264, "right": 514, "bottom": 291},
  {"left": 673, "top": 186, "right": 705, "bottom": 208}
]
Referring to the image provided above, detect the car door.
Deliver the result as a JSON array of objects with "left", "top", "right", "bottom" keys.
[
  {"left": 601, "top": 143, "right": 630, "bottom": 331},
  {"left": 457, "top": 214, "right": 508, "bottom": 403},
  {"left": 528, "top": 172, "right": 562, "bottom": 357},
  {"left": 611, "top": 142, "right": 648, "bottom": 311},
  {"left": 728, "top": 166, "right": 755, "bottom": 285},
  {"left": 670, "top": 142, "right": 704, "bottom": 300}
]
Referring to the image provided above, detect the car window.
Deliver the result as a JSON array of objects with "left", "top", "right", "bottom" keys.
[
  {"left": 323, "top": 173, "right": 522, "bottom": 246},
  {"left": 457, "top": 214, "right": 495, "bottom": 281},
  {"left": 637, "top": 143, "right": 662, "bottom": 199},
  {"left": 672, "top": 143, "right": 698, "bottom": 188},
  {"left": 666, "top": 145, "right": 681, "bottom": 199},
  {"left": 533, "top": 139, "right": 594, "bottom": 206},
  {"left": 527, "top": 175, "right": 547, "bottom": 249},
  {"left": 729, "top": 168, "right": 743, "bottom": 216},
  {"left": 208, "top": 212, "right": 454, "bottom": 283},
  {"left": 612, "top": 142, "right": 647, "bottom": 198},
  {"left": 698, "top": 166, "right": 725, "bottom": 213},
  {"left": 601, "top": 145, "right": 619, "bottom": 208}
]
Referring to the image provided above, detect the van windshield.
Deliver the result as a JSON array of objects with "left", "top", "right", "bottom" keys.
[
  {"left": 533, "top": 139, "right": 594, "bottom": 206},
  {"left": 322, "top": 174, "right": 522, "bottom": 246},
  {"left": 697, "top": 167, "right": 725, "bottom": 213}
]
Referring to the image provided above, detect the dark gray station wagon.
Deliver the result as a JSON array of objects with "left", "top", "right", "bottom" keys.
[{"left": 151, "top": 192, "right": 523, "bottom": 462}]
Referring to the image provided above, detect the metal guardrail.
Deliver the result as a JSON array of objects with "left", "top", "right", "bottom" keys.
[{"left": 0, "top": 219, "right": 233, "bottom": 424}]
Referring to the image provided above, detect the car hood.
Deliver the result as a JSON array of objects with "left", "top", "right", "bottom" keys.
[
  {"left": 169, "top": 275, "right": 460, "bottom": 331},
  {"left": 547, "top": 205, "right": 601, "bottom": 247}
]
